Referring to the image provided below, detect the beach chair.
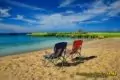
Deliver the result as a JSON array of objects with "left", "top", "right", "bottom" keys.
[
  {"left": 44, "top": 42, "right": 67, "bottom": 65},
  {"left": 67, "top": 40, "right": 83, "bottom": 60}
]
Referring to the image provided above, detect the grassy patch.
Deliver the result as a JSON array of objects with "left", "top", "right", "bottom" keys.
[{"left": 27, "top": 32, "right": 120, "bottom": 39}]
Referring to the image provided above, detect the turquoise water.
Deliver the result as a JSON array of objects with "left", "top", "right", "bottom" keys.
[{"left": 0, "top": 35, "right": 80, "bottom": 57}]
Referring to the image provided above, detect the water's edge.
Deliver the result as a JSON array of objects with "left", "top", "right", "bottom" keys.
[{"left": 0, "top": 35, "right": 92, "bottom": 57}]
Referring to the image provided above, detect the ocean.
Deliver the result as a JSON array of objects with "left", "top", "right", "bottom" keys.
[{"left": 0, "top": 35, "right": 80, "bottom": 57}]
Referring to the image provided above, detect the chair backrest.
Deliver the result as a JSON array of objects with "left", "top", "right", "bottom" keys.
[
  {"left": 72, "top": 40, "right": 83, "bottom": 52},
  {"left": 53, "top": 42, "right": 67, "bottom": 58}
]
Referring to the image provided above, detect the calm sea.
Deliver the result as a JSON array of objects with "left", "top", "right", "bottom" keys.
[{"left": 0, "top": 35, "right": 81, "bottom": 57}]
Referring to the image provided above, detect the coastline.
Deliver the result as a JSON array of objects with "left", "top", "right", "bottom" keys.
[
  {"left": 0, "top": 36, "right": 83, "bottom": 57},
  {"left": 0, "top": 38, "right": 93, "bottom": 58},
  {"left": 0, "top": 38, "right": 120, "bottom": 80}
]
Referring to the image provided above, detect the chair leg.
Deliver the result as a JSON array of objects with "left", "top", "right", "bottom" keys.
[
  {"left": 63, "top": 56, "right": 67, "bottom": 62},
  {"left": 78, "top": 49, "right": 81, "bottom": 57},
  {"left": 78, "top": 52, "right": 81, "bottom": 56}
]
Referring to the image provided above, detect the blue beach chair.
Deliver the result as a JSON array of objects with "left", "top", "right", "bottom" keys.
[{"left": 44, "top": 42, "right": 67, "bottom": 64}]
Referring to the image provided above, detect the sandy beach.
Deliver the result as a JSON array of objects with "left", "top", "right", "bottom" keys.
[{"left": 0, "top": 38, "right": 120, "bottom": 80}]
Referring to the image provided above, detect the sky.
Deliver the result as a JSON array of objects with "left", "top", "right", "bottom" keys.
[{"left": 0, "top": 0, "right": 120, "bottom": 33}]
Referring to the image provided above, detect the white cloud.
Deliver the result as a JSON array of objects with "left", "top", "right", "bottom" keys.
[
  {"left": 0, "top": 23, "right": 28, "bottom": 33},
  {"left": 89, "top": 0, "right": 120, "bottom": 17},
  {"left": 15, "top": 15, "right": 24, "bottom": 20},
  {"left": 0, "top": 8, "right": 11, "bottom": 17},
  {"left": 0, "top": 22, "right": 77, "bottom": 33},
  {"left": 65, "top": 10, "right": 75, "bottom": 14},
  {"left": 76, "top": 3, "right": 89, "bottom": 8},
  {"left": 35, "top": 13, "right": 95, "bottom": 28},
  {"left": 7, "top": 0, "right": 45, "bottom": 11},
  {"left": 107, "top": 0, "right": 120, "bottom": 17},
  {"left": 36, "top": 1, "right": 107, "bottom": 26},
  {"left": 59, "top": 0, "right": 75, "bottom": 8},
  {"left": 85, "top": 7, "right": 107, "bottom": 15},
  {"left": 29, "top": 0, "right": 120, "bottom": 30},
  {"left": 0, "top": 22, "right": 43, "bottom": 33},
  {"left": 78, "top": 20, "right": 101, "bottom": 24},
  {"left": 102, "top": 18, "right": 109, "bottom": 21},
  {"left": 13, "top": 15, "right": 38, "bottom": 24},
  {"left": 39, "top": 14, "right": 66, "bottom": 26},
  {"left": 84, "top": 0, "right": 108, "bottom": 15},
  {"left": 57, "top": 0, "right": 120, "bottom": 24},
  {"left": 29, "top": 0, "right": 120, "bottom": 31}
]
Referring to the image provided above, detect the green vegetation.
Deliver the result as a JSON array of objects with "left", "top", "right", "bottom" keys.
[
  {"left": 27, "top": 32, "right": 120, "bottom": 39},
  {"left": 87, "top": 32, "right": 120, "bottom": 38}
]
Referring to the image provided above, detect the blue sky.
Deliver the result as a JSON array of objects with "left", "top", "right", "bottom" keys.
[{"left": 0, "top": 0, "right": 120, "bottom": 33}]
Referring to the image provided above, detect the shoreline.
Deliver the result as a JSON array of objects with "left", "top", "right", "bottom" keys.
[{"left": 0, "top": 38, "right": 94, "bottom": 58}]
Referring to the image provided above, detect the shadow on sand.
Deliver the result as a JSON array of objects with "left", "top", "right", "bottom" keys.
[{"left": 55, "top": 56, "right": 97, "bottom": 67}]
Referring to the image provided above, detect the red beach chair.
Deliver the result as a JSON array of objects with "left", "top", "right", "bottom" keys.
[{"left": 68, "top": 40, "right": 83, "bottom": 60}]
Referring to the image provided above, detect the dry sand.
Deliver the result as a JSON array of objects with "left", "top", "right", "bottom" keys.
[{"left": 0, "top": 38, "right": 120, "bottom": 80}]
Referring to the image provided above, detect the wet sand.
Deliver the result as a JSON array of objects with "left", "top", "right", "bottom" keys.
[{"left": 0, "top": 38, "right": 120, "bottom": 80}]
